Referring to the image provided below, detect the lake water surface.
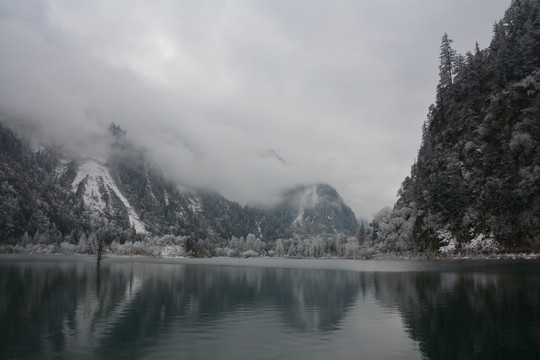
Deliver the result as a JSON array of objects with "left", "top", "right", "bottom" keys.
[{"left": 1, "top": 255, "right": 539, "bottom": 359}]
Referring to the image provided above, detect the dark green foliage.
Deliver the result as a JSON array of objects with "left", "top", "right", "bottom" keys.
[
  {"left": 183, "top": 237, "right": 212, "bottom": 258},
  {"left": 387, "top": 0, "right": 540, "bottom": 252},
  {"left": 0, "top": 123, "right": 84, "bottom": 243}
]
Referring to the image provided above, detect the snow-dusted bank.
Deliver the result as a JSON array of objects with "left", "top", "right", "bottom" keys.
[{"left": 1, "top": 233, "right": 538, "bottom": 260}]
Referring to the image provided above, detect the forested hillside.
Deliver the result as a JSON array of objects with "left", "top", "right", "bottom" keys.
[
  {"left": 374, "top": 0, "right": 540, "bottom": 254},
  {"left": 0, "top": 121, "right": 361, "bottom": 257}
]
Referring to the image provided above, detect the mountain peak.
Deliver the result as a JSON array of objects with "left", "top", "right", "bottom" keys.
[
  {"left": 280, "top": 183, "right": 358, "bottom": 236},
  {"left": 0, "top": 121, "right": 359, "bottom": 246}
]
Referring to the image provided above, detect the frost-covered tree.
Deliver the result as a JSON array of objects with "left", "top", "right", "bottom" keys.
[
  {"left": 436, "top": 33, "right": 457, "bottom": 104},
  {"left": 383, "top": 0, "right": 540, "bottom": 252}
]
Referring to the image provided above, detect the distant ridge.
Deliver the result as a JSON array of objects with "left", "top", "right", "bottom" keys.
[{"left": 0, "top": 121, "right": 359, "bottom": 256}]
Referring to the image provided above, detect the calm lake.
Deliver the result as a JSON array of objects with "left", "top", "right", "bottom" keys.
[{"left": 1, "top": 255, "right": 539, "bottom": 360}]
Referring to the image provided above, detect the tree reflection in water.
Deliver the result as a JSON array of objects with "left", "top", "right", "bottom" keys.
[
  {"left": 0, "top": 257, "right": 360, "bottom": 359},
  {"left": 1, "top": 256, "right": 539, "bottom": 360},
  {"left": 371, "top": 268, "right": 540, "bottom": 360}
]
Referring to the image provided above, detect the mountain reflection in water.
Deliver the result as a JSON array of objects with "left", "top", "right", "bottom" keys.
[{"left": 0, "top": 256, "right": 539, "bottom": 360}]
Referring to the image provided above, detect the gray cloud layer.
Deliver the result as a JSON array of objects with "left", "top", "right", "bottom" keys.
[{"left": 0, "top": 0, "right": 510, "bottom": 219}]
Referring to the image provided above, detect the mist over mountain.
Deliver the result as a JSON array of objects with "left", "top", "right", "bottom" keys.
[
  {"left": 1, "top": 0, "right": 537, "bottom": 257},
  {"left": 0, "top": 1, "right": 513, "bottom": 220},
  {"left": 0, "top": 121, "right": 360, "bottom": 256}
]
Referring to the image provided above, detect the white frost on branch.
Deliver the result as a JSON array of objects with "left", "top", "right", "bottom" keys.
[
  {"left": 438, "top": 229, "right": 458, "bottom": 253},
  {"left": 463, "top": 233, "right": 499, "bottom": 252}
]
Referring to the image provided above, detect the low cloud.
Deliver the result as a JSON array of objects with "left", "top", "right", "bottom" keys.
[{"left": 0, "top": 0, "right": 511, "bottom": 219}]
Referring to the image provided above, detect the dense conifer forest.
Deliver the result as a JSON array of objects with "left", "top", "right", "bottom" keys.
[{"left": 372, "top": 0, "right": 540, "bottom": 254}]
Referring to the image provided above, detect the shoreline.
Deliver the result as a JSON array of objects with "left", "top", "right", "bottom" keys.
[
  {"left": 369, "top": 252, "right": 540, "bottom": 260},
  {"left": 1, "top": 247, "right": 540, "bottom": 261}
]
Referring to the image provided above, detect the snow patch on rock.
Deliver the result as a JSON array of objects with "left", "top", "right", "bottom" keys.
[
  {"left": 188, "top": 195, "right": 203, "bottom": 214},
  {"left": 72, "top": 160, "right": 148, "bottom": 234},
  {"left": 293, "top": 185, "right": 319, "bottom": 226},
  {"left": 164, "top": 190, "right": 169, "bottom": 206},
  {"left": 54, "top": 158, "right": 69, "bottom": 178}
]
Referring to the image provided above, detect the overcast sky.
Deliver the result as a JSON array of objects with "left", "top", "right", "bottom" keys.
[{"left": 0, "top": 0, "right": 511, "bottom": 219}]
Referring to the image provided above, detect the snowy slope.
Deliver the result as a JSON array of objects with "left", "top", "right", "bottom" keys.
[
  {"left": 71, "top": 160, "right": 148, "bottom": 234},
  {"left": 284, "top": 184, "right": 358, "bottom": 236},
  {"left": 293, "top": 185, "right": 319, "bottom": 226}
]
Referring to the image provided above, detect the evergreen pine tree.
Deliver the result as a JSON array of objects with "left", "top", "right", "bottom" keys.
[
  {"left": 436, "top": 33, "right": 457, "bottom": 104},
  {"left": 357, "top": 222, "right": 366, "bottom": 244}
]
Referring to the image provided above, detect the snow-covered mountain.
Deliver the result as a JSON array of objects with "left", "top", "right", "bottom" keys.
[
  {"left": 0, "top": 122, "right": 359, "bottom": 247},
  {"left": 283, "top": 184, "right": 359, "bottom": 236},
  {"left": 71, "top": 159, "right": 147, "bottom": 234}
]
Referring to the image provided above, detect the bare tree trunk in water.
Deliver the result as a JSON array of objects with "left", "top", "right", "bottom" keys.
[
  {"left": 96, "top": 231, "right": 104, "bottom": 270},
  {"left": 96, "top": 231, "right": 104, "bottom": 293}
]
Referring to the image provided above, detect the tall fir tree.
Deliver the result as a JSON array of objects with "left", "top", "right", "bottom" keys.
[{"left": 436, "top": 33, "right": 457, "bottom": 105}]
